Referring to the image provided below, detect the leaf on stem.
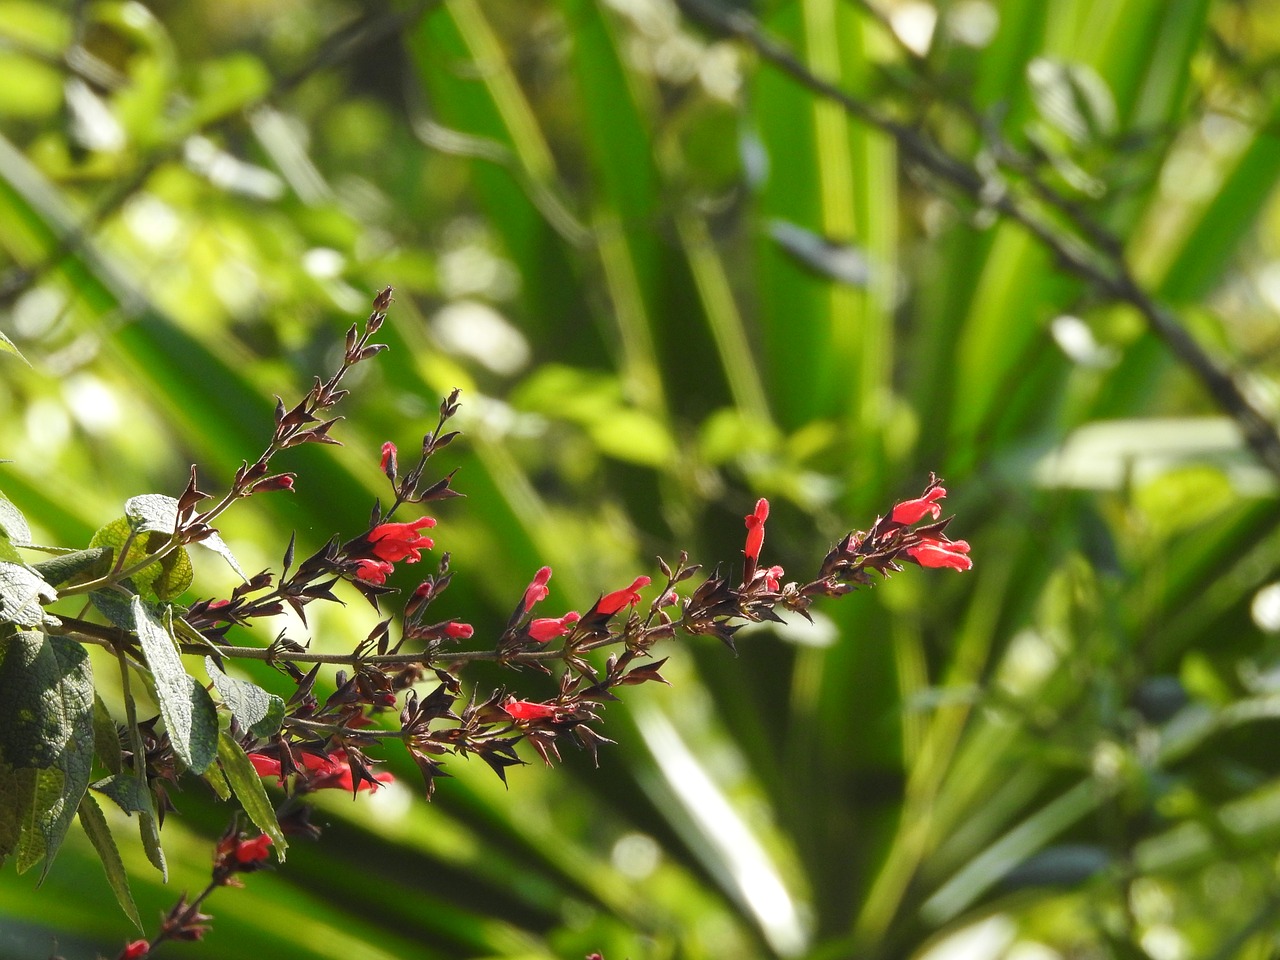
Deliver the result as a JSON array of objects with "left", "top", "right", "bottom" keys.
[
  {"left": 89, "top": 774, "right": 153, "bottom": 816},
  {"left": 131, "top": 598, "right": 218, "bottom": 774},
  {"left": 92, "top": 694, "right": 123, "bottom": 777},
  {"left": 77, "top": 791, "right": 142, "bottom": 930},
  {"left": 217, "top": 731, "right": 286, "bottom": 858},
  {"left": 0, "top": 493, "right": 32, "bottom": 549},
  {"left": 31, "top": 547, "right": 113, "bottom": 588},
  {"left": 205, "top": 656, "right": 285, "bottom": 738},
  {"left": 0, "top": 330, "right": 29, "bottom": 366},
  {"left": 0, "top": 633, "right": 95, "bottom": 880},
  {"left": 125, "top": 493, "right": 247, "bottom": 581},
  {"left": 0, "top": 765, "right": 36, "bottom": 868},
  {"left": 0, "top": 561, "right": 57, "bottom": 628},
  {"left": 89, "top": 516, "right": 193, "bottom": 601}
]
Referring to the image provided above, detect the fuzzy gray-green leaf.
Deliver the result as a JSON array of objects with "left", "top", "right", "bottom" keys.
[
  {"left": 0, "top": 633, "right": 94, "bottom": 879},
  {"left": 77, "top": 792, "right": 141, "bottom": 930},
  {"left": 130, "top": 598, "right": 217, "bottom": 773},
  {"left": 205, "top": 656, "right": 285, "bottom": 738}
]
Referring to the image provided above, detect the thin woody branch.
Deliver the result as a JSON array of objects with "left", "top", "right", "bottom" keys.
[{"left": 675, "top": 0, "right": 1280, "bottom": 480}]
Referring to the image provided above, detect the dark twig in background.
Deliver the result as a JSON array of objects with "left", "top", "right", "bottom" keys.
[{"left": 676, "top": 0, "right": 1280, "bottom": 480}]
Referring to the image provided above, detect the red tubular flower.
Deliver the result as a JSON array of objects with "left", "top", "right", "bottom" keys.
[
  {"left": 528, "top": 611, "right": 581, "bottom": 643},
  {"left": 121, "top": 940, "right": 149, "bottom": 960},
  {"left": 248, "top": 753, "right": 281, "bottom": 778},
  {"left": 380, "top": 441, "right": 397, "bottom": 475},
  {"left": 354, "top": 559, "right": 394, "bottom": 584},
  {"left": 597, "top": 576, "right": 651, "bottom": 615},
  {"left": 504, "top": 698, "right": 559, "bottom": 721},
  {"left": 368, "top": 517, "right": 436, "bottom": 563},
  {"left": 522, "top": 566, "right": 553, "bottom": 612},
  {"left": 444, "top": 621, "right": 474, "bottom": 639},
  {"left": 234, "top": 834, "right": 273, "bottom": 865},
  {"left": 744, "top": 498, "right": 769, "bottom": 562},
  {"left": 891, "top": 486, "right": 946, "bottom": 525},
  {"left": 303, "top": 751, "right": 395, "bottom": 792},
  {"left": 905, "top": 537, "right": 972, "bottom": 571},
  {"left": 248, "top": 751, "right": 394, "bottom": 792}
]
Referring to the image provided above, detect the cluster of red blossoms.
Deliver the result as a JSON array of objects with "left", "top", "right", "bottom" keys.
[
  {"left": 499, "top": 567, "right": 655, "bottom": 721},
  {"left": 247, "top": 749, "right": 395, "bottom": 793},
  {"left": 106, "top": 294, "right": 974, "bottom": 960},
  {"left": 483, "top": 483, "right": 972, "bottom": 724},
  {"left": 116, "top": 831, "right": 275, "bottom": 959},
  {"left": 352, "top": 514, "right": 437, "bottom": 585},
  {"left": 891, "top": 487, "right": 972, "bottom": 570}
]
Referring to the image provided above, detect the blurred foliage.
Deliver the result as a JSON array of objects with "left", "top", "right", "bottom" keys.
[{"left": 4, "top": 0, "right": 1280, "bottom": 958}]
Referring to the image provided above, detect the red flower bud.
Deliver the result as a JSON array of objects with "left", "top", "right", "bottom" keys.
[
  {"left": 891, "top": 486, "right": 946, "bottom": 525},
  {"left": 522, "top": 566, "right": 553, "bottom": 612},
  {"left": 528, "top": 611, "right": 581, "bottom": 642},
  {"left": 744, "top": 498, "right": 769, "bottom": 562},
  {"left": 405, "top": 580, "right": 434, "bottom": 617},
  {"left": 121, "top": 940, "right": 150, "bottom": 960},
  {"left": 444, "top": 621, "right": 474, "bottom": 639},
  {"left": 380, "top": 441, "right": 398, "bottom": 476},
  {"left": 249, "top": 473, "right": 296, "bottom": 494},
  {"left": 597, "top": 576, "right": 651, "bottom": 615},
  {"left": 503, "top": 698, "right": 559, "bottom": 721},
  {"left": 905, "top": 537, "right": 972, "bottom": 571}
]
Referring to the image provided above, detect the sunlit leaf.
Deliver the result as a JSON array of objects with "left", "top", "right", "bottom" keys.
[
  {"left": 130, "top": 598, "right": 217, "bottom": 774},
  {"left": 205, "top": 656, "right": 285, "bottom": 738},
  {"left": 0, "top": 633, "right": 94, "bottom": 879},
  {"left": 76, "top": 792, "right": 142, "bottom": 930},
  {"left": 217, "top": 731, "right": 286, "bottom": 857}
]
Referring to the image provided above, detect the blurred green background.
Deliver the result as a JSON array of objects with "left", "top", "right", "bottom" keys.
[{"left": 4, "top": 0, "right": 1280, "bottom": 957}]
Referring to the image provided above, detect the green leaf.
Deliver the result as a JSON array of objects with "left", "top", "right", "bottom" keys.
[
  {"left": 139, "top": 806, "right": 167, "bottom": 883},
  {"left": 189, "top": 52, "right": 271, "bottom": 128},
  {"left": 77, "top": 792, "right": 142, "bottom": 930},
  {"left": 0, "top": 535, "right": 20, "bottom": 566},
  {"left": 0, "top": 560, "right": 55, "bottom": 628},
  {"left": 150, "top": 545, "right": 192, "bottom": 601},
  {"left": 125, "top": 493, "right": 246, "bottom": 581},
  {"left": 122, "top": 493, "right": 183, "bottom": 535},
  {"left": 0, "top": 493, "right": 31, "bottom": 545},
  {"left": 0, "top": 633, "right": 94, "bottom": 879},
  {"left": 89, "top": 585, "right": 140, "bottom": 630},
  {"left": 88, "top": 514, "right": 193, "bottom": 602},
  {"left": 89, "top": 773, "right": 152, "bottom": 816},
  {"left": 205, "top": 656, "right": 285, "bottom": 738},
  {"left": 130, "top": 598, "right": 217, "bottom": 773},
  {"left": 0, "top": 329, "right": 29, "bottom": 366},
  {"left": 202, "top": 754, "right": 231, "bottom": 801},
  {"left": 92, "top": 694, "right": 122, "bottom": 777},
  {"left": 217, "top": 731, "right": 286, "bottom": 857},
  {"left": 0, "top": 765, "right": 36, "bottom": 867},
  {"left": 31, "top": 546, "right": 112, "bottom": 588}
]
